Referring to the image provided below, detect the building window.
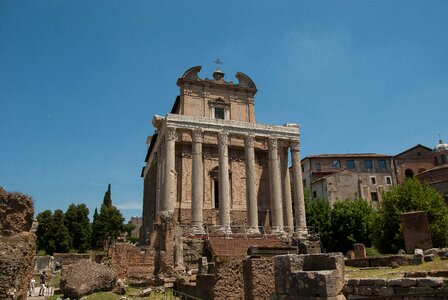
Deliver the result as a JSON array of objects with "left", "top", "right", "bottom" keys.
[
  {"left": 213, "top": 180, "right": 220, "bottom": 209},
  {"left": 385, "top": 176, "right": 392, "bottom": 185},
  {"left": 346, "top": 160, "right": 355, "bottom": 170},
  {"left": 315, "top": 163, "right": 321, "bottom": 171},
  {"left": 313, "top": 191, "right": 317, "bottom": 198},
  {"left": 214, "top": 107, "right": 225, "bottom": 119},
  {"left": 364, "top": 160, "right": 373, "bottom": 170},
  {"left": 378, "top": 159, "right": 387, "bottom": 170},
  {"left": 303, "top": 179, "right": 307, "bottom": 187},
  {"left": 441, "top": 154, "right": 447, "bottom": 164},
  {"left": 434, "top": 157, "right": 439, "bottom": 166},
  {"left": 405, "top": 169, "right": 414, "bottom": 178},
  {"left": 370, "top": 176, "right": 377, "bottom": 185},
  {"left": 371, "top": 192, "right": 379, "bottom": 202},
  {"left": 332, "top": 160, "right": 341, "bottom": 168}
]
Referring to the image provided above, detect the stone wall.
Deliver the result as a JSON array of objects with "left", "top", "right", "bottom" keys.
[
  {"left": 344, "top": 277, "right": 448, "bottom": 299},
  {"left": 211, "top": 259, "right": 245, "bottom": 300},
  {"left": 243, "top": 257, "right": 275, "bottom": 300},
  {"left": 109, "top": 243, "right": 155, "bottom": 286},
  {"left": 0, "top": 187, "right": 36, "bottom": 300},
  {"left": 345, "top": 255, "right": 410, "bottom": 268}
]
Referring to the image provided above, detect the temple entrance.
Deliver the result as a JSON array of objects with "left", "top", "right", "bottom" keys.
[{"left": 214, "top": 180, "right": 220, "bottom": 209}]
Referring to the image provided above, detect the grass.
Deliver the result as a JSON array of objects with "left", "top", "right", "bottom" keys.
[{"left": 345, "top": 257, "right": 448, "bottom": 279}]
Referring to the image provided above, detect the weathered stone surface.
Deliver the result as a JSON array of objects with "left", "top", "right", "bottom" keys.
[
  {"left": 0, "top": 188, "right": 34, "bottom": 236},
  {"left": 353, "top": 243, "right": 366, "bottom": 259},
  {"left": 243, "top": 257, "right": 275, "bottom": 300},
  {"left": 424, "top": 254, "right": 435, "bottom": 262},
  {"left": 387, "top": 278, "right": 417, "bottom": 287},
  {"left": 0, "top": 188, "right": 35, "bottom": 300},
  {"left": 212, "top": 259, "right": 245, "bottom": 300},
  {"left": 416, "top": 277, "right": 444, "bottom": 287},
  {"left": 414, "top": 248, "right": 424, "bottom": 256},
  {"left": 59, "top": 260, "right": 117, "bottom": 298},
  {"left": 400, "top": 212, "right": 432, "bottom": 253},
  {"left": 272, "top": 253, "right": 345, "bottom": 298}
]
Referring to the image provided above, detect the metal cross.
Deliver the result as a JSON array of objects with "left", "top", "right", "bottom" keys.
[{"left": 213, "top": 58, "right": 223, "bottom": 70}]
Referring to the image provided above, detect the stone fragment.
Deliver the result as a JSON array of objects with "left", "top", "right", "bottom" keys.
[
  {"left": 140, "top": 287, "right": 152, "bottom": 297},
  {"left": 59, "top": 260, "right": 117, "bottom": 298},
  {"left": 414, "top": 248, "right": 424, "bottom": 256},
  {"left": 424, "top": 254, "right": 435, "bottom": 262}
]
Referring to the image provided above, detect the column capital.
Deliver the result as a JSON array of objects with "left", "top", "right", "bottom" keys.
[
  {"left": 244, "top": 134, "right": 255, "bottom": 148},
  {"left": 290, "top": 140, "right": 300, "bottom": 151},
  {"left": 191, "top": 129, "right": 203, "bottom": 143},
  {"left": 268, "top": 137, "right": 278, "bottom": 150},
  {"left": 218, "top": 131, "right": 229, "bottom": 145},
  {"left": 166, "top": 126, "right": 176, "bottom": 141}
]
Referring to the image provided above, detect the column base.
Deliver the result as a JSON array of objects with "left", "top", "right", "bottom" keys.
[
  {"left": 190, "top": 225, "right": 206, "bottom": 236},
  {"left": 246, "top": 227, "right": 261, "bottom": 235},
  {"left": 216, "top": 226, "right": 232, "bottom": 235},
  {"left": 293, "top": 228, "right": 309, "bottom": 239},
  {"left": 271, "top": 226, "right": 285, "bottom": 235}
]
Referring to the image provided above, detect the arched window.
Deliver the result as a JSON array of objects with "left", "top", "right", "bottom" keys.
[
  {"left": 441, "top": 154, "right": 447, "bottom": 164},
  {"left": 405, "top": 169, "right": 414, "bottom": 178}
]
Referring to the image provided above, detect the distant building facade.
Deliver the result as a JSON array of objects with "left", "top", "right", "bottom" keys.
[
  {"left": 140, "top": 66, "right": 308, "bottom": 245},
  {"left": 416, "top": 140, "right": 448, "bottom": 202},
  {"left": 393, "top": 144, "right": 433, "bottom": 184},
  {"left": 127, "top": 217, "right": 142, "bottom": 239},
  {"left": 301, "top": 154, "right": 395, "bottom": 207}
]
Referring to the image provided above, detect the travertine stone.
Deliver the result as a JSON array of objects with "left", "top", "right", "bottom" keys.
[
  {"left": 218, "top": 132, "right": 231, "bottom": 234},
  {"left": 191, "top": 129, "right": 205, "bottom": 234},
  {"left": 291, "top": 141, "right": 307, "bottom": 235},
  {"left": 245, "top": 135, "right": 260, "bottom": 234},
  {"left": 281, "top": 146, "right": 294, "bottom": 232},
  {"left": 268, "top": 137, "right": 284, "bottom": 232},
  {"left": 162, "top": 127, "right": 176, "bottom": 212}
]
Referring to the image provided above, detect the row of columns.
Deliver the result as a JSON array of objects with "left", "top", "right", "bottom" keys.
[{"left": 157, "top": 126, "right": 307, "bottom": 235}]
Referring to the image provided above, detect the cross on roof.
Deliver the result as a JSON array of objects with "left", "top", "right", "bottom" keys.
[{"left": 213, "top": 58, "right": 223, "bottom": 70}]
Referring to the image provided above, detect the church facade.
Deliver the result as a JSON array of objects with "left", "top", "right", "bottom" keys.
[{"left": 140, "top": 66, "right": 307, "bottom": 244}]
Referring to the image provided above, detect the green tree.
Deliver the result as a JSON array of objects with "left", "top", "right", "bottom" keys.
[
  {"left": 91, "top": 208, "right": 102, "bottom": 249},
  {"left": 49, "top": 209, "right": 72, "bottom": 253},
  {"left": 36, "top": 210, "right": 53, "bottom": 253},
  {"left": 373, "top": 178, "right": 448, "bottom": 254},
  {"left": 91, "top": 184, "right": 126, "bottom": 251},
  {"left": 329, "top": 199, "right": 376, "bottom": 253},
  {"left": 65, "top": 203, "right": 91, "bottom": 252},
  {"left": 305, "top": 198, "right": 332, "bottom": 251}
]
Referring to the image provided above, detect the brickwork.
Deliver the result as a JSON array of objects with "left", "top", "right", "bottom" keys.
[
  {"left": 394, "top": 144, "right": 433, "bottom": 184},
  {"left": 0, "top": 187, "right": 35, "bottom": 300},
  {"left": 243, "top": 257, "right": 275, "bottom": 299},
  {"left": 400, "top": 211, "right": 433, "bottom": 253},
  {"left": 109, "top": 243, "right": 155, "bottom": 286}
]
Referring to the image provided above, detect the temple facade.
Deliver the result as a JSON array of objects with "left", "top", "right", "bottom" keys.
[{"left": 140, "top": 66, "right": 307, "bottom": 244}]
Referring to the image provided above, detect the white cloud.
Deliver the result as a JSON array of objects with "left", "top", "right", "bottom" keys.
[{"left": 116, "top": 202, "right": 142, "bottom": 210}]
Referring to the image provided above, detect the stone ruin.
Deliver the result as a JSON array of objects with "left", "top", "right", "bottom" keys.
[{"left": 0, "top": 187, "right": 36, "bottom": 300}]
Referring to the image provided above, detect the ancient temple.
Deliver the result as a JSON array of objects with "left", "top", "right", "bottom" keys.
[{"left": 140, "top": 66, "right": 307, "bottom": 244}]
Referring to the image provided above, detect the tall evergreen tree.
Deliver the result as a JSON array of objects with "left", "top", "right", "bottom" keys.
[
  {"left": 103, "top": 184, "right": 112, "bottom": 207},
  {"left": 65, "top": 204, "right": 91, "bottom": 252},
  {"left": 91, "top": 208, "right": 103, "bottom": 249},
  {"left": 91, "top": 184, "right": 126, "bottom": 251}
]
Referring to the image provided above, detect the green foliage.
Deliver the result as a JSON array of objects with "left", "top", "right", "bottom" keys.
[
  {"left": 305, "top": 197, "right": 377, "bottom": 253},
  {"left": 305, "top": 198, "right": 332, "bottom": 251},
  {"left": 329, "top": 200, "right": 376, "bottom": 253},
  {"left": 91, "top": 184, "right": 126, "bottom": 251},
  {"left": 65, "top": 203, "right": 92, "bottom": 253},
  {"left": 36, "top": 209, "right": 71, "bottom": 254},
  {"left": 373, "top": 178, "right": 448, "bottom": 254}
]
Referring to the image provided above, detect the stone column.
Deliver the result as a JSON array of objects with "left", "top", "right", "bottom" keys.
[
  {"left": 244, "top": 135, "right": 260, "bottom": 234},
  {"left": 268, "top": 137, "right": 284, "bottom": 233},
  {"left": 218, "top": 132, "right": 231, "bottom": 234},
  {"left": 280, "top": 146, "right": 294, "bottom": 232},
  {"left": 191, "top": 129, "right": 205, "bottom": 234},
  {"left": 291, "top": 141, "right": 308, "bottom": 236},
  {"left": 155, "top": 144, "right": 163, "bottom": 215},
  {"left": 161, "top": 126, "right": 176, "bottom": 213}
]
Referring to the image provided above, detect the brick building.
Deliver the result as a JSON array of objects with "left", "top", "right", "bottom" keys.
[
  {"left": 301, "top": 154, "right": 395, "bottom": 207},
  {"left": 140, "top": 66, "right": 308, "bottom": 245},
  {"left": 393, "top": 144, "right": 433, "bottom": 184},
  {"left": 416, "top": 140, "right": 448, "bottom": 202}
]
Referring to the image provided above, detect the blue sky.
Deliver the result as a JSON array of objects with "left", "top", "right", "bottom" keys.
[{"left": 1, "top": 1, "right": 447, "bottom": 220}]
